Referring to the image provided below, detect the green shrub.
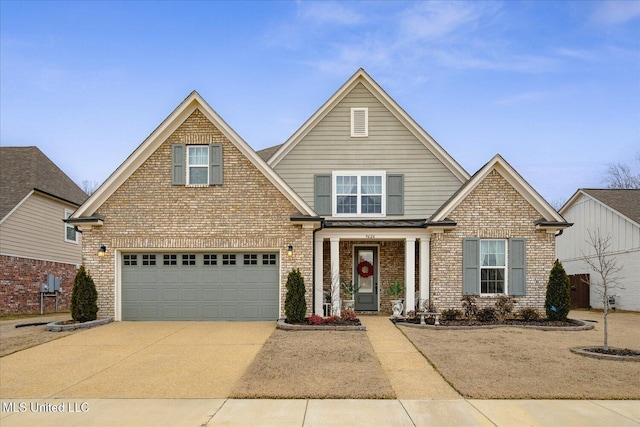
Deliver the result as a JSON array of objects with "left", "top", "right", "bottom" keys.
[
  {"left": 545, "top": 259, "right": 571, "bottom": 321},
  {"left": 440, "top": 308, "right": 462, "bottom": 321},
  {"left": 284, "top": 268, "right": 306, "bottom": 323},
  {"left": 71, "top": 265, "right": 99, "bottom": 323},
  {"left": 476, "top": 307, "right": 497, "bottom": 322},
  {"left": 518, "top": 307, "right": 540, "bottom": 321}
]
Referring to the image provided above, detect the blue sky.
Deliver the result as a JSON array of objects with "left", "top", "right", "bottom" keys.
[{"left": 2, "top": 1, "right": 639, "bottom": 206}]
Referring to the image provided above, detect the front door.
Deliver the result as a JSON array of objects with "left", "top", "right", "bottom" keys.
[{"left": 354, "top": 247, "right": 378, "bottom": 311}]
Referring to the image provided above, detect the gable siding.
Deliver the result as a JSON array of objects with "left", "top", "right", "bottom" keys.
[
  {"left": 0, "top": 194, "right": 82, "bottom": 265},
  {"left": 274, "top": 83, "right": 463, "bottom": 218},
  {"left": 81, "top": 109, "right": 314, "bottom": 319},
  {"left": 557, "top": 194, "right": 640, "bottom": 261}
]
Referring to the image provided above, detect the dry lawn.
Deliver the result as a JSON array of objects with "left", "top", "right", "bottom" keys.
[
  {"left": 0, "top": 313, "right": 77, "bottom": 357},
  {"left": 401, "top": 310, "right": 640, "bottom": 399},
  {"left": 230, "top": 329, "right": 396, "bottom": 399}
]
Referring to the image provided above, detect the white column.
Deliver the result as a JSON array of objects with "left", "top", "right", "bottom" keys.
[
  {"left": 419, "top": 236, "right": 431, "bottom": 310},
  {"left": 314, "top": 236, "right": 324, "bottom": 315},
  {"left": 330, "top": 237, "right": 341, "bottom": 316},
  {"left": 405, "top": 238, "right": 416, "bottom": 315}
]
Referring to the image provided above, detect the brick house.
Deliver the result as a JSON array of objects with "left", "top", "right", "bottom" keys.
[
  {"left": 0, "top": 147, "right": 88, "bottom": 315},
  {"left": 67, "top": 69, "right": 570, "bottom": 321}
]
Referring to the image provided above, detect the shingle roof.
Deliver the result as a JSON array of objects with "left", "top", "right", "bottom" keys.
[
  {"left": 582, "top": 189, "right": 640, "bottom": 224},
  {"left": 256, "top": 144, "right": 283, "bottom": 162},
  {"left": 0, "top": 146, "right": 88, "bottom": 219}
]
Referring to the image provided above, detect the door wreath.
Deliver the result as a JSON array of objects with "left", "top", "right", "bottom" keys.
[{"left": 357, "top": 260, "right": 374, "bottom": 277}]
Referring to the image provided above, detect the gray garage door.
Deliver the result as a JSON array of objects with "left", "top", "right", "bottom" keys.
[{"left": 121, "top": 252, "right": 279, "bottom": 321}]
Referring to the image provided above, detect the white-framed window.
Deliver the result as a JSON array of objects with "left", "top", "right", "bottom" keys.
[
  {"left": 351, "top": 107, "right": 368, "bottom": 137},
  {"left": 187, "top": 145, "right": 209, "bottom": 185},
  {"left": 333, "top": 171, "right": 385, "bottom": 216},
  {"left": 480, "top": 239, "right": 507, "bottom": 294},
  {"left": 64, "top": 209, "right": 77, "bottom": 243}
]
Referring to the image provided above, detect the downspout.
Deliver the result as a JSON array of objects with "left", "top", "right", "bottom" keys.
[{"left": 312, "top": 219, "right": 325, "bottom": 315}]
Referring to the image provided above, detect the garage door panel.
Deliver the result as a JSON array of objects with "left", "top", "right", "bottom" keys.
[{"left": 122, "top": 253, "right": 278, "bottom": 321}]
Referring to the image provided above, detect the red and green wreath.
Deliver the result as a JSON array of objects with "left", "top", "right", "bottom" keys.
[{"left": 357, "top": 260, "right": 374, "bottom": 278}]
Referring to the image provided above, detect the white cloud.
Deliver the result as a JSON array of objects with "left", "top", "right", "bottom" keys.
[{"left": 590, "top": 1, "right": 640, "bottom": 25}]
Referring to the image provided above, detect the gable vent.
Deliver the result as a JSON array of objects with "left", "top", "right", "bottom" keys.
[{"left": 351, "top": 107, "right": 368, "bottom": 137}]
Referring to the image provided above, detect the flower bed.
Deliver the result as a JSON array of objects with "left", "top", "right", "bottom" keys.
[{"left": 395, "top": 317, "right": 593, "bottom": 331}]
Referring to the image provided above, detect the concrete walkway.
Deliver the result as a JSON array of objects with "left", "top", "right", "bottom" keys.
[
  {"left": 360, "top": 315, "right": 460, "bottom": 399},
  {"left": 1, "top": 398, "right": 638, "bottom": 426}
]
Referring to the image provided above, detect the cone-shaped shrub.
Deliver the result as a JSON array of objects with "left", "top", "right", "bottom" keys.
[
  {"left": 284, "top": 268, "right": 306, "bottom": 323},
  {"left": 71, "top": 265, "right": 99, "bottom": 322},
  {"left": 544, "top": 259, "right": 570, "bottom": 321}
]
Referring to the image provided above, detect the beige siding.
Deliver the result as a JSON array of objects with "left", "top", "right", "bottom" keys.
[
  {"left": 274, "top": 83, "right": 463, "bottom": 218},
  {"left": 0, "top": 193, "right": 82, "bottom": 264}
]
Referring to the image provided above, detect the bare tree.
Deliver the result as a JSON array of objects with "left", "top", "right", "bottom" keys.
[
  {"left": 81, "top": 180, "right": 100, "bottom": 195},
  {"left": 604, "top": 154, "right": 640, "bottom": 189},
  {"left": 580, "top": 229, "right": 623, "bottom": 350}
]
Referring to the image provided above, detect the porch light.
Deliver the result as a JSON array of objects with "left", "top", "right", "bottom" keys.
[
  {"left": 97, "top": 245, "right": 107, "bottom": 257},
  {"left": 287, "top": 245, "right": 294, "bottom": 257}
]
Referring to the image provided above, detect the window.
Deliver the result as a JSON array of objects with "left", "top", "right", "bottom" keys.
[
  {"left": 163, "top": 254, "right": 177, "bottom": 265},
  {"left": 182, "top": 254, "right": 196, "bottom": 266},
  {"left": 243, "top": 254, "right": 257, "bottom": 265},
  {"left": 463, "top": 238, "right": 527, "bottom": 296},
  {"left": 203, "top": 254, "right": 217, "bottom": 265},
  {"left": 262, "top": 254, "right": 276, "bottom": 265},
  {"left": 222, "top": 254, "right": 236, "bottom": 265},
  {"left": 187, "top": 146, "right": 209, "bottom": 185},
  {"left": 142, "top": 254, "right": 156, "bottom": 266},
  {"left": 64, "top": 209, "right": 77, "bottom": 243},
  {"left": 351, "top": 107, "right": 368, "bottom": 137},
  {"left": 333, "top": 172, "right": 385, "bottom": 216},
  {"left": 124, "top": 254, "right": 137, "bottom": 266},
  {"left": 480, "top": 240, "right": 506, "bottom": 294}
]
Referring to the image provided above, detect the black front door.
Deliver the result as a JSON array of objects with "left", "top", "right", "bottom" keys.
[{"left": 354, "top": 247, "right": 378, "bottom": 311}]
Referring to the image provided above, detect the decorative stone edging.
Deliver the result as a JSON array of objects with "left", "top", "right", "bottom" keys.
[
  {"left": 46, "top": 318, "right": 113, "bottom": 332},
  {"left": 395, "top": 318, "right": 593, "bottom": 331},
  {"left": 570, "top": 347, "right": 640, "bottom": 362},
  {"left": 276, "top": 319, "right": 366, "bottom": 331}
]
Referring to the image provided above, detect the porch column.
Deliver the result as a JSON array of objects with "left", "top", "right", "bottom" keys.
[
  {"left": 330, "top": 237, "right": 341, "bottom": 316},
  {"left": 405, "top": 238, "right": 416, "bottom": 315},
  {"left": 419, "top": 236, "right": 430, "bottom": 310},
  {"left": 314, "top": 236, "right": 324, "bottom": 315}
]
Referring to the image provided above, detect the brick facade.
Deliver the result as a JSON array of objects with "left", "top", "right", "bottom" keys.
[
  {"left": 81, "top": 109, "right": 314, "bottom": 319},
  {"left": 0, "top": 255, "right": 76, "bottom": 315},
  {"left": 430, "top": 169, "right": 556, "bottom": 312}
]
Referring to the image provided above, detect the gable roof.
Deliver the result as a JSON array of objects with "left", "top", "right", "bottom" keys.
[
  {"left": 267, "top": 68, "right": 470, "bottom": 182},
  {"left": 257, "top": 144, "right": 283, "bottom": 162},
  {"left": 561, "top": 189, "right": 640, "bottom": 226},
  {"left": 72, "top": 91, "right": 315, "bottom": 220},
  {"left": 0, "top": 146, "right": 88, "bottom": 221},
  {"left": 429, "top": 154, "right": 569, "bottom": 228}
]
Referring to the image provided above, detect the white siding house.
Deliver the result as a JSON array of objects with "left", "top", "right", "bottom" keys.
[{"left": 557, "top": 189, "right": 640, "bottom": 311}]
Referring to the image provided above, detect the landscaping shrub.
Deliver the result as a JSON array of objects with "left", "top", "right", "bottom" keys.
[
  {"left": 71, "top": 265, "right": 99, "bottom": 323},
  {"left": 545, "top": 259, "right": 571, "bottom": 321},
  {"left": 476, "top": 307, "right": 497, "bottom": 322},
  {"left": 518, "top": 307, "right": 540, "bottom": 321},
  {"left": 307, "top": 314, "right": 323, "bottom": 325},
  {"left": 495, "top": 296, "right": 515, "bottom": 321},
  {"left": 461, "top": 295, "right": 478, "bottom": 320},
  {"left": 341, "top": 309, "right": 357, "bottom": 322},
  {"left": 284, "top": 268, "right": 306, "bottom": 323},
  {"left": 440, "top": 308, "right": 462, "bottom": 321}
]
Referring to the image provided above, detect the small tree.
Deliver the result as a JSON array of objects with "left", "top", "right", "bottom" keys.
[
  {"left": 71, "top": 265, "right": 99, "bottom": 322},
  {"left": 581, "top": 229, "right": 623, "bottom": 350},
  {"left": 545, "top": 259, "right": 571, "bottom": 321},
  {"left": 284, "top": 268, "right": 306, "bottom": 323}
]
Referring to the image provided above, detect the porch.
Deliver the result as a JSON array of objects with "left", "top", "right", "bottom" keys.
[{"left": 313, "top": 223, "right": 432, "bottom": 316}]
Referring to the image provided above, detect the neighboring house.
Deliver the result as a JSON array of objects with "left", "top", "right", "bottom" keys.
[
  {"left": 67, "top": 69, "right": 570, "bottom": 321},
  {"left": 557, "top": 189, "right": 640, "bottom": 312},
  {"left": 0, "top": 146, "right": 88, "bottom": 315}
]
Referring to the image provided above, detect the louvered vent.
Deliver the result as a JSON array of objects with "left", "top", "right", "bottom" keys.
[{"left": 351, "top": 107, "right": 368, "bottom": 137}]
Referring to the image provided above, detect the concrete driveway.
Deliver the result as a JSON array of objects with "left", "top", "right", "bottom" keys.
[{"left": 0, "top": 321, "right": 275, "bottom": 399}]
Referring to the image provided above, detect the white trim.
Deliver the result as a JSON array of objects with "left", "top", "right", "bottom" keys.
[
  {"left": 268, "top": 69, "right": 470, "bottom": 183},
  {"left": 186, "top": 145, "right": 209, "bottom": 186},
  {"left": 72, "top": 91, "right": 315, "bottom": 220},
  {"left": 478, "top": 238, "right": 509, "bottom": 296},
  {"left": 314, "top": 236, "right": 324, "bottom": 315},
  {"left": 405, "top": 238, "right": 416, "bottom": 314},
  {"left": 350, "top": 107, "right": 368, "bottom": 137},
  {"left": 0, "top": 191, "right": 33, "bottom": 225},
  {"left": 64, "top": 208, "right": 78, "bottom": 244},
  {"left": 560, "top": 189, "right": 640, "bottom": 228},
  {"left": 419, "top": 237, "right": 430, "bottom": 307},
  {"left": 352, "top": 244, "right": 381, "bottom": 311},
  {"left": 432, "top": 154, "right": 566, "bottom": 225},
  {"left": 332, "top": 171, "right": 386, "bottom": 217},
  {"left": 0, "top": 252, "right": 81, "bottom": 268}
]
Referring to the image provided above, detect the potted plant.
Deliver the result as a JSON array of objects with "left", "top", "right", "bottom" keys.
[
  {"left": 386, "top": 280, "right": 405, "bottom": 318},
  {"left": 340, "top": 278, "right": 359, "bottom": 310}
]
